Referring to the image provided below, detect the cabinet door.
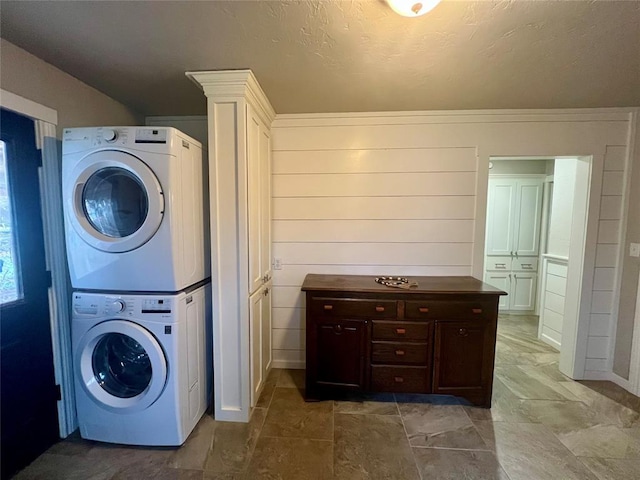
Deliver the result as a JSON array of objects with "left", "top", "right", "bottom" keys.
[
  {"left": 513, "top": 179, "right": 543, "bottom": 256},
  {"left": 510, "top": 273, "right": 537, "bottom": 311},
  {"left": 433, "top": 321, "right": 493, "bottom": 400},
  {"left": 483, "top": 272, "right": 510, "bottom": 310},
  {"left": 249, "top": 288, "right": 264, "bottom": 407},
  {"left": 260, "top": 124, "right": 272, "bottom": 282},
  {"left": 307, "top": 318, "right": 367, "bottom": 394},
  {"left": 247, "top": 107, "right": 263, "bottom": 294},
  {"left": 485, "top": 179, "right": 516, "bottom": 256},
  {"left": 262, "top": 283, "right": 272, "bottom": 377}
]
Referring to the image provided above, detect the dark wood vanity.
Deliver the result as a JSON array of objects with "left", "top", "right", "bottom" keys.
[{"left": 302, "top": 274, "right": 506, "bottom": 407}]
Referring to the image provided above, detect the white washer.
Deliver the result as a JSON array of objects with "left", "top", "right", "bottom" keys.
[
  {"left": 62, "top": 126, "right": 209, "bottom": 292},
  {"left": 71, "top": 284, "right": 211, "bottom": 446}
]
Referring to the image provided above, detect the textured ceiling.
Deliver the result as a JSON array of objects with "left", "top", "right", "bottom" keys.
[{"left": 1, "top": 0, "right": 639, "bottom": 116}]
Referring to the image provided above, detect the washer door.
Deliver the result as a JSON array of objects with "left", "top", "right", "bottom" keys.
[
  {"left": 76, "top": 320, "right": 168, "bottom": 413},
  {"left": 68, "top": 150, "right": 164, "bottom": 253}
]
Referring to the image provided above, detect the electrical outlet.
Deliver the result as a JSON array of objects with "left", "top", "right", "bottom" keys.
[
  {"left": 273, "top": 257, "right": 282, "bottom": 270},
  {"left": 630, "top": 243, "right": 640, "bottom": 258}
]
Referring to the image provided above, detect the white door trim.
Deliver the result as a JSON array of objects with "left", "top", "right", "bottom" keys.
[
  {"left": 0, "top": 89, "right": 57, "bottom": 125},
  {"left": 1, "top": 91, "right": 75, "bottom": 438}
]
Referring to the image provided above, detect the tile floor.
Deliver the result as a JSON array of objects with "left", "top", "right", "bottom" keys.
[{"left": 14, "top": 314, "right": 640, "bottom": 479}]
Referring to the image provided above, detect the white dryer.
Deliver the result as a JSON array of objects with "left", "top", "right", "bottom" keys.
[
  {"left": 71, "top": 283, "right": 211, "bottom": 446},
  {"left": 62, "top": 126, "right": 209, "bottom": 292}
]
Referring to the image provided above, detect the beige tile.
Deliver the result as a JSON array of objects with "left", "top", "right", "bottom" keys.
[
  {"left": 475, "top": 421, "right": 599, "bottom": 480},
  {"left": 334, "top": 392, "right": 399, "bottom": 415},
  {"left": 412, "top": 448, "right": 510, "bottom": 480},
  {"left": 579, "top": 456, "right": 640, "bottom": 480},
  {"left": 261, "top": 387, "right": 333, "bottom": 440},
  {"left": 13, "top": 453, "right": 119, "bottom": 480},
  {"left": 495, "top": 365, "right": 581, "bottom": 401},
  {"left": 465, "top": 378, "right": 534, "bottom": 423},
  {"left": 167, "top": 415, "right": 216, "bottom": 469},
  {"left": 203, "top": 407, "right": 266, "bottom": 475},
  {"left": 245, "top": 436, "right": 332, "bottom": 480},
  {"left": 45, "top": 438, "right": 95, "bottom": 457},
  {"left": 397, "top": 395, "right": 487, "bottom": 449},
  {"left": 334, "top": 413, "right": 419, "bottom": 480},
  {"left": 276, "top": 369, "right": 305, "bottom": 389},
  {"left": 555, "top": 424, "right": 640, "bottom": 459},
  {"left": 559, "top": 381, "right": 640, "bottom": 427},
  {"left": 111, "top": 465, "right": 203, "bottom": 480},
  {"left": 255, "top": 368, "right": 282, "bottom": 409}
]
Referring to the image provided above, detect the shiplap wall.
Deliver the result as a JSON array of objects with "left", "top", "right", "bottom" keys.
[
  {"left": 539, "top": 258, "right": 569, "bottom": 349},
  {"left": 587, "top": 145, "right": 627, "bottom": 373},
  {"left": 271, "top": 111, "right": 632, "bottom": 376},
  {"left": 271, "top": 147, "right": 476, "bottom": 366}
]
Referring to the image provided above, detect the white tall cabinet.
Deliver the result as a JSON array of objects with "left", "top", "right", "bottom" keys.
[
  {"left": 484, "top": 176, "right": 544, "bottom": 313},
  {"left": 187, "top": 70, "right": 275, "bottom": 422}
]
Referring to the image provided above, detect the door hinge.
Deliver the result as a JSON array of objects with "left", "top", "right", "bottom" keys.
[
  {"left": 55, "top": 384, "right": 62, "bottom": 401},
  {"left": 45, "top": 270, "right": 52, "bottom": 288}
]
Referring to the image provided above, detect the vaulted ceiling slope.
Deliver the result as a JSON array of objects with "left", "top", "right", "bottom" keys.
[{"left": 1, "top": 1, "right": 638, "bottom": 116}]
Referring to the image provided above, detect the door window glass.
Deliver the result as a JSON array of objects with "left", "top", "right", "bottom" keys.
[
  {"left": 82, "top": 167, "right": 148, "bottom": 238},
  {"left": 92, "top": 333, "right": 152, "bottom": 398},
  {"left": 0, "top": 141, "right": 22, "bottom": 304}
]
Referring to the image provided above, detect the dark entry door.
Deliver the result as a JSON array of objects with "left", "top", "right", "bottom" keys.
[{"left": 0, "top": 108, "right": 59, "bottom": 478}]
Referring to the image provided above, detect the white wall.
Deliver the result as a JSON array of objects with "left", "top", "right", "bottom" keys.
[
  {"left": 1, "top": 39, "right": 141, "bottom": 136},
  {"left": 547, "top": 159, "right": 579, "bottom": 258},
  {"left": 271, "top": 110, "right": 632, "bottom": 378}
]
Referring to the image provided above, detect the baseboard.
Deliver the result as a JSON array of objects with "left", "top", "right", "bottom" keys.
[
  {"left": 583, "top": 370, "right": 613, "bottom": 381},
  {"left": 272, "top": 359, "right": 305, "bottom": 370},
  {"left": 540, "top": 333, "right": 561, "bottom": 351}
]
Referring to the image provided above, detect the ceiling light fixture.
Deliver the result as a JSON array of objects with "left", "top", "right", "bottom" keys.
[{"left": 386, "top": 0, "right": 441, "bottom": 17}]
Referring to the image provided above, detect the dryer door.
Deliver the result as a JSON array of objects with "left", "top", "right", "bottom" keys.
[
  {"left": 68, "top": 150, "right": 164, "bottom": 253},
  {"left": 76, "top": 320, "right": 168, "bottom": 413}
]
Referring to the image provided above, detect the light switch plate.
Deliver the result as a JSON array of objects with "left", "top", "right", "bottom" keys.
[
  {"left": 273, "top": 257, "right": 282, "bottom": 270},
  {"left": 630, "top": 243, "right": 640, "bottom": 257}
]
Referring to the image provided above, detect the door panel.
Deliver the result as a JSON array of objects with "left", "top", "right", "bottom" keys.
[
  {"left": 485, "top": 179, "right": 515, "bottom": 255},
  {"left": 249, "top": 287, "right": 263, "bottom": 406},
  {"left": 510, "top": 273, "right": 537, "bottom": 311},
  {"left": 514, "top": 180, "right": 543, "bottom": 256},
  {"left": 0, "top": 109, "right": 59, "bottom": 478}
]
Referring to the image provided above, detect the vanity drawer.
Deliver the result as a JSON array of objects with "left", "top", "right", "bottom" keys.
[
  {"left": 371, "top": 366, "right": 430, "bottom": 393},
  {"left": 405, "top": 300, "right": 494, "bottom": 320},
  {"left": 371, "top": 342, "right": 429, "bottom": 365},
  {"left": 309, "top": 298, "right": 397, "bottom": 318},
  {"left": 372, "top": 320, "right": 431, "bottom": 341}
]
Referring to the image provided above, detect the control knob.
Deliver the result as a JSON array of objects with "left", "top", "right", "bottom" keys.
[
  {"left": 103, "top": 128, "right": 118, "bottom": 142},
  {"left": 111, "top": 299, "right": 126, "bottom": 314}
]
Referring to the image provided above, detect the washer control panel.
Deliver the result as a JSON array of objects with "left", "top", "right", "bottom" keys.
[{"left": 73, "top": 293, "right": 173, "bottom": 317}]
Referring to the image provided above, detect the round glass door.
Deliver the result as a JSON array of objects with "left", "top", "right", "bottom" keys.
[
  {"left": 82, "top": 168, "right": 149, "bottom": 239},
  {"left": 67, "top": 150, "right": 164, "bottom": 253},
  {"left": 92, "top": 333, "right": 152, "bottom": 398},
  {"left": 76, "top": 320, "right": 167, "bottom": 413}
]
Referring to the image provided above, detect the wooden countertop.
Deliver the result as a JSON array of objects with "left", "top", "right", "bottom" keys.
[{"left": 301, "top": 274, "right": 507, "bottom": 295}]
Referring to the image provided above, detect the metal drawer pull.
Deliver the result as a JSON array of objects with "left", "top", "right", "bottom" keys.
[
  {"left": 394, "top": 376, "right": 404, "bottom": 383},
  {"left": 496, "top": 263, "right": 506, "bottom": 268},
  {"left": 418, "top": 307, "right": 429, "bottom": 313},
  {"left": 396, "top": 328, "right": 406, "bottom": 334},
  {"left": 395, "top": 350, "right": 405, "bottom": 356},
  {"left": 334, "top": 325, "right": 343, "bottom": 333},
  {"left": 375, "top": 306, "right": 385, "bottom": 312},
  {"left": 472, "top": 308, "right": 482, "bottom": 314},
  {"left": 323, "top": 305, "right": 333, "bottom": 311},
  {"left": 522, "top": 264, "right": 532, "bottom": 268},
  {"left": 459, "top": 328, "right": 469, "bottom": 336}
]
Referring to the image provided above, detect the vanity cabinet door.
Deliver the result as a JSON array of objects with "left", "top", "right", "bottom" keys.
[
  {"left": 306, "top": 318, "right": 368, "bottom": 396},
  {"left": 433, "top": 320, "right": 495, "bottom": 406}
]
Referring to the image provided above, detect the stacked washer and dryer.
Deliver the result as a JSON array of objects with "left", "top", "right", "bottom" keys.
[{"left": 62, "top": 126, "right": 211, "bottom": 446}]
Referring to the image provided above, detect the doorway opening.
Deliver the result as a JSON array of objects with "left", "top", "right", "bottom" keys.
[{"left": 483, "top": 156, "right": 592, "bottom": 379}]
